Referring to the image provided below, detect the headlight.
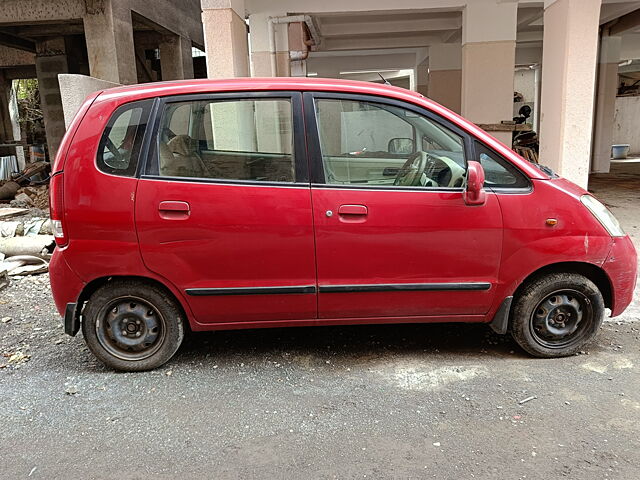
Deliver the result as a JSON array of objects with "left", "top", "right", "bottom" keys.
[{"left": 580, "top": 195, "right": 625, "bottom": 237}]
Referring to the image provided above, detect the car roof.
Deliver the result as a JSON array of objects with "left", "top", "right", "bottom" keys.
[{"left": 97, "top": 76, "right": 424, "bottom": 103}]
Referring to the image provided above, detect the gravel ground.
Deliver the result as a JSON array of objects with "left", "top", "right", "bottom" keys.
[{"left": 1, "top": 165, "right": 639, "bottom": 479}]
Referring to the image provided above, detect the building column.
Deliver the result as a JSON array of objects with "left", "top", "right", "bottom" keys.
[
  {"left": 591, "top": 32, "right": 621, "bottom": 173},
  {"left": 160, "top": 34, "right": 194, "bottom": 80},
  {"left": 201, "top": 0, "right": 249, "bottom": 78},
  {"left": 416, "top": 59, "right": 428, "bottom": 96},
  {"left": 461, "top": 1, "right": 517, "bottom": 145},
  {"left": 539, "top": 0, "right": 602, "bottom": 188},
  {"left": 35, "top": 38, "right": 68, "bottom": 158},
  {"left": 0, "top": 71, "right": 13, "bottom": 144},
  {"left": 428, "top": 43, "right": 462, "bottom": 113},
  {"left": 83, "top": 1, "right": 137, "bottom": 85},
  {"left": 249, "top": 13, "right": 289, "bottom": 76}
]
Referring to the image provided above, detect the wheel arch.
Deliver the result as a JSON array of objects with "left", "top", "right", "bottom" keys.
[
  {"left": 512, "top": 261, "right": 612, "bottom": 309},
  {"left": 75, "top": 275, "right": 192, "bottom": 331}
]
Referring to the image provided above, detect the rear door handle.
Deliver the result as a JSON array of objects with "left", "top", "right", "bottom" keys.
[
  {"left": 338, "top": 204, "right": 368, "bottom": 216},
  {"left": 158, "top": 201, "right": 190, "bottom": 219}
]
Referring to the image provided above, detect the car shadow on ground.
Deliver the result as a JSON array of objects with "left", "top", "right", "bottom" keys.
[{"left": 175, "top": 322, "right": 524, "bottom": 364}]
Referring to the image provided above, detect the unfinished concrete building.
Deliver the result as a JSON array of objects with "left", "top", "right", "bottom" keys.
[
  {"left": 0, "top": 0, "right": 205, "bottom": 161},
  {"left": 202, "top": 0, "right": 640, "bottom": 189}
]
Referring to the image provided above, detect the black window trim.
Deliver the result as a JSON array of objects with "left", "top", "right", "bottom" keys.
[
  {"left": 302, "top": 91, "right": 475, "bottom": 192},
  {"left": 472, "top": 141, "right": 532, "bottom": 194},
  {"left": 96, "top": 98, "right": 155, "bottom": 178},
  {"left": 137, "top": 91, "right": 309, "bottom": 185}
]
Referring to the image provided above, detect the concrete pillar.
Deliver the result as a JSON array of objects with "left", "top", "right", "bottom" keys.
[
  {"left": 201, "top": 0, "right": 249, "bottom": 78},
  {"left": 160, "top": 35, "right": 194, "bottom": 80},
  {"left": 461, "top": 1, "right": 517, "bottom": 145},
  {"left": 416, "top": 60, "right": 428, "bottom": 97},
  {"left": 0, "top": 71, "right": 13, "bottom": 144},
  {"left": 539, "top": 0, "right": 602, "bottom": 188},
  {"left": 249, "top": 13, "right": 289, "bottom": 76},
  {"left": 288, "top": 22, "right": 307, "bottom": 77},
  {"left": 83, "top": 1, "right": 137, "bottom": 85},
  {"left": 35, "top": 38, "right": 68, "bottom": 158},
  {"left": 428, "top": 43, "right": 462, "bottom": 113},
  {"left": 591, "top": 33, "right": 621, "bottom": 173}
]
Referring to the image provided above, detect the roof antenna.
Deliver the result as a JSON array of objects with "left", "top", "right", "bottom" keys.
[{"left": 377, "top": 72, "right": 391, "bottom": 85}]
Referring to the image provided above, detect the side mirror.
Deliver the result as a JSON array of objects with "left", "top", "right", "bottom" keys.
[
  {"left": 388, "top": 138, "right": 414, "bottom": 154},
  {"left": 464, "top": 161, "right": 486, "bottom": 206}
]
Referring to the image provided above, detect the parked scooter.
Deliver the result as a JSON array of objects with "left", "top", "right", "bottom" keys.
[{"left": 512, "top": 105, "right": 539, "bottom": 153}]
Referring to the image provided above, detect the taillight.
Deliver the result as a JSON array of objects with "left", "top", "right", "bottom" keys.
[{"left": 49, "top": 172, "right": 67, "bottom": 247}]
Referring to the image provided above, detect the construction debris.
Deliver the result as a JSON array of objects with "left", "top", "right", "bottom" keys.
[
  {"left": 1, "top": 256, "right": 49, "bottom": 276},
  {"left": 0, "top": 218, "right": 51, "bottom": 237},
  {"left": 0, "top": 181, "right": 20, "bottom": 200},
  {"left": 0, "top": 235, "right": 54, "bottom": 258},
  {"left": 0, "top": 208, "right": 30, "bottom": 220},
  {"left": 0, "top": 161, "right": 52, "bottom": 278},
  {"left": 11, "top": 186, "right": 49, "bottom": 210}
]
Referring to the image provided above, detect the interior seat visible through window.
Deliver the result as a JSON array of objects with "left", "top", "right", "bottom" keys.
[{"left": 148, "top": 97, "right": 296, "bottom": 183}]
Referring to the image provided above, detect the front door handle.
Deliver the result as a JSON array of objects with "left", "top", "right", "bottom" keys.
[
  {"left": 338, "top": 204, "right": 368, "bottom": 216},
  {"left": 158, "top": 201, "right": 190, "bottom": 219}
]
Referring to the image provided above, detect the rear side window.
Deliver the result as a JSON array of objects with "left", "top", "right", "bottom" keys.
[
  {"left": 97, "top": 99, "right": 153, "bottom": 177},
  {"left": 147, "top": 98, "right": 295, "bottom": 183}
]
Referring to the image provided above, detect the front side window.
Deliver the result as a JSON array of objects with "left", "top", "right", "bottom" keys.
[
  {"left": 314, "top": 98, "right": 467, "bottom": 188},
  {"left": 475, "top": 142, "right": 529, "bottom": 189},
  {"left": 97, "top": 99, "right": 153, "bottom": 177},
  {"left": 150, "top": 98, "right": 295, "bottom": 183}
]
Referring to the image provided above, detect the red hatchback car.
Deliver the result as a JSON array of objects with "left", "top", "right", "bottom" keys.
[{"left": 49, "top": 78, "right": 637, "bottom": 371}]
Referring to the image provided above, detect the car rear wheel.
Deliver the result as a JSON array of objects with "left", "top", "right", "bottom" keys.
[
  {"left": 510, "top": 273, "right": 605, "bottom": 358},
  {"left": 82, "top": 280, "right": 184, "bottom": 371}
]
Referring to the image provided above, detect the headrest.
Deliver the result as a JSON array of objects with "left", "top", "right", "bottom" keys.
[{"left": 167, "top": 135, "right": 197, "bottom": 157}]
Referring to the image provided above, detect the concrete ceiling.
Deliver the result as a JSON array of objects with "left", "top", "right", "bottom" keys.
[
  {"left": 308, "top": 1, "right": 640, "bottom": 53},
  {"left": 312, "top": 10, "right": 462, "bottom": 51}
]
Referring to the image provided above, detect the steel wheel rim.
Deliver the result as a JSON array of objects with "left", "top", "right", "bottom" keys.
[
  {"left": 529, "top": 288, "right": 593, "bottom": 349},
  {"left": 95, "top": 296, "right": 166, "bottom": 361}
]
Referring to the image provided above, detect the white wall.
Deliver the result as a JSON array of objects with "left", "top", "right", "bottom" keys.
[
  {"left": 58, "top": 74, "right": 120, "bottom": 128},
  {"left": 514, "top": 68, "right": 535, "bottom": 104},
  {"left": 613, "top": 96, "right": 640, "bottom": 155}
]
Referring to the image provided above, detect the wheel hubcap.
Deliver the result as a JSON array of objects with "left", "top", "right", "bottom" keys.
[
  {"left": 96, "top": 297, "right": 165, "bottom": 361},
  {"left": 530, "top": 289, "right": 592, "bottom": 349}
]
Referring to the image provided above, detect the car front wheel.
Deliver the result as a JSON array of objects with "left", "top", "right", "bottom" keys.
[
  {"left": 82, "top": 280, "right": 185, "bottom": 371},
  {"left": 510, "top": 273, "right": 605, "bottom": 358}
]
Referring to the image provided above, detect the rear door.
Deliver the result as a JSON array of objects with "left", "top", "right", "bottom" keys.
[
  {"left": 305, "top": 93, "right": 504, "bottom": 320},
  {"left": 135, "top": 92, "right": 317, "bottom": 326}
]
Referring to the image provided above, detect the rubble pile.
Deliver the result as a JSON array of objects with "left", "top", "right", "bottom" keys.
[
  {"left": 0, "top": 161, "right": 52, "bottom": 288},
  {"left": 0, "top": 161, "right": 49, "bottom": 209},
  {"left": 12, "top": 186, "right": 49, "bottom": 210}
]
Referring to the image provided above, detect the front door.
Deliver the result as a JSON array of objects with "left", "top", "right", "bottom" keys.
[
  {"left": 135, "top": 92, "right": 317, "bottom": 325},
  {"left": 305, "top": 93, "right": 503, "bottom": 320}
]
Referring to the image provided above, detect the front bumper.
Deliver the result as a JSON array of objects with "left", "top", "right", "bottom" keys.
[{"left": 603, "top": 235, "right": 638, "bottom": 317}]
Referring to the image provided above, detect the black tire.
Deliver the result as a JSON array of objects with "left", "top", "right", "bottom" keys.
[
  {"left": 510, "top": 273, "right": 605, "bottom": 358},
  {"left": 81, "top": 280, "right": 185, "bottom": 371}
]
